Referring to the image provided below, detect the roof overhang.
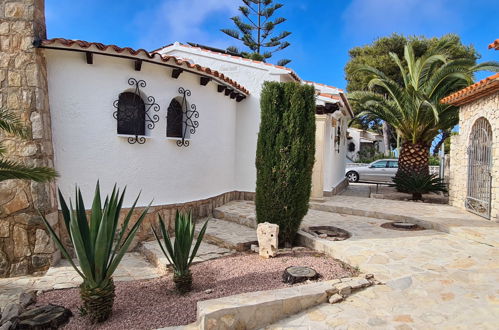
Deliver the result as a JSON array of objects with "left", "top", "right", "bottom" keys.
[
  {"left": 37, "top": 38, "right": 250, "bottom": 99},
  {"left": 489, "top": 39, "right": 499, "bottom": 50}
]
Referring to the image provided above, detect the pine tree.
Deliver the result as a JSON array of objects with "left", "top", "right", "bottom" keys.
[
  {"left": 256, "top": 82, "right": 316, "bottom": 247},
  {"left": 221, "top": 0, "right": 291, "bottom": 66}
]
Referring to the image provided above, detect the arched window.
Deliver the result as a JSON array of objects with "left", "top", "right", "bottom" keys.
[
  {"left": 167, "top": 98, "right": 184, "bottom": 138},
  {"left": 116, "top": 92, "right": 145, "bottom": 136}
]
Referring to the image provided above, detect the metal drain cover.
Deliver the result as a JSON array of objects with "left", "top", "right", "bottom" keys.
[{"left": 392, "top": 222, "right": 417, "bottom": 229}]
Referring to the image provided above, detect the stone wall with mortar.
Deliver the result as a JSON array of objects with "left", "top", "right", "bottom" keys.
[
  {"left": 0, "top": 0, "right": 59, "bottom": 277},
  {"left": 449, "top": 92, "right": 498, "bottom": 221}
]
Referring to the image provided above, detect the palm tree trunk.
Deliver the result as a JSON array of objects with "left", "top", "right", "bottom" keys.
[
  {"left": 398, "top": 142, "right": 429, "bottom": 176},
  {"left": 80, "top": 279, "right": 115, "bottom": 323},
  {"left": 382, "top": 121, "right": 390, "bottom": 156}
]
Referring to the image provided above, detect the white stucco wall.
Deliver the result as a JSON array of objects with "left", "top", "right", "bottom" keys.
[
  {"left": 45, "top": 50, "right": 238, "bottom": 207},
  {"left": 327, "top": 115, "right": 348, "bottom": 190},
  {"left": 159, "top": 47, "right": 284, "bottom": 192}
]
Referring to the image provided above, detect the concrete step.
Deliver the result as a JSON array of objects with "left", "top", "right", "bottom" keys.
[
  {"left": 196, "top": 217, "right": 258, "bottom": 252},
  {"left": 138, "top": 238, "right": 233, "bottom": 275},
  {"left": 213, "top": 200, "right": 257, "bottom": 228}
]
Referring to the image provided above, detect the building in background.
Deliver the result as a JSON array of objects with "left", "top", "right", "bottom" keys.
[{"left": 346, "top": 128, "right": 385, "bottom": 162}]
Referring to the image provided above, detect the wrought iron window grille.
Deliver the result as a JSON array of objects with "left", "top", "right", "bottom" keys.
[
  {"left": 113, "top": 78, "right": 160, "bottom": 144},
  {"left": 167, "top": 87, "right": 199, "bottom": 147}
]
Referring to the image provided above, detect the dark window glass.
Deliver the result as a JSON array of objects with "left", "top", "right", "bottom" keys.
[
  {"left": 167, "top": 99, "right": 183, "bottom": 138},
  {"left": 371, "top": 161, "right": 388, "bottom": 168},
  {"left": 117, "top": 92, "right": 145, "bottom": 136},
  {"left": 388, "top": 161, "right": 399, "bottom": 168}
]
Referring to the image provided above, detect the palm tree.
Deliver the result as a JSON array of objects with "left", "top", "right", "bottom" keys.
[
  {"left": 349, "top": 41, "right": 498, "bottom": 175},
  {"left": 0, "top": 109, "right": 57, "bottom": 182}
]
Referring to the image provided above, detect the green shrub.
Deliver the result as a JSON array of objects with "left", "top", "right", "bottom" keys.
[
  {"left": 255, "top": 82, "right": 316, "bottom": 247},
  {"left": 152, "top": 211, "right": 208, "bottom": 294},
  {"left": 393, "top": 172, "right": 447, "bottom": 200},
  {"left": 41, "top": 182, "right": 150, "bottom": 323}
]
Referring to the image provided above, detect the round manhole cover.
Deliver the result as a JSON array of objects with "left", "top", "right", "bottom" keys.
[
  {"left": 381, "top": 222, "right": 425, "bottom": 231},
  {"left": 305, "top": 226, "right": 351, "bottom": 241}
]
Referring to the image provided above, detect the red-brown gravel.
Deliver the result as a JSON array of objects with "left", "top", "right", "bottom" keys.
[{"left": 37, "top": 250, "right": 353, "bottom": 329}]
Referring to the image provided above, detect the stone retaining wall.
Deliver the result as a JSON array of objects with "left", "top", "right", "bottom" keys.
[
  {"left": 449, "top": 92, "right": 498, "bottom": 221},
  {"left": 0, "top": 0, "right": 59, "bottom": 278},
  {"left": 57, "top": 191, "right": 256, "bottom": 257}
]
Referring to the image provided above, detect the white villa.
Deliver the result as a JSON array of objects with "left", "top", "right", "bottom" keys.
[
  {"left": 0, "top": 4, "right": 352, "bottom": 277},
  {"left": 346, "top": 128, "right": 385, "bottom": 162}
]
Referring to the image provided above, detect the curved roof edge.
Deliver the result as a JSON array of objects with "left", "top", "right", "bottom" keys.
[{"left": 39, "top": 38, "right": 250, "bottom": 96}]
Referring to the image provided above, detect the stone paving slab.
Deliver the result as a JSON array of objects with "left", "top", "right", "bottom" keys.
[
  {"left": 310, "top": 195, "right": 499, "bottom": 247},
  {"left": 213, "top": 200, "right": 257, "bottom": 228},
  {"left": 0, "top": 252, "right": 159, "bottom": 308},
  {"left": 197, "top": 217, "right": 258, "bottom": 251},
  {"left": 139, "top": 239, "right": 233, "bottom": 275},
  {"left": 215, "top": 200, "right": 499, "bottom": 328}
]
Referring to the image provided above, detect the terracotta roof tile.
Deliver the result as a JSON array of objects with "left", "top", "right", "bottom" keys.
[
  {"left": 318, "top": 93, "right": 341, "bottom": 100},
  {"left": 489, "top": 39, "right": 499, "bottom": 50},
  {"left": 440, "top": 73, "right": 499, "bottom": 106},
  {"left": 40, "top": 38, "right": 250, "bottom": 95}
]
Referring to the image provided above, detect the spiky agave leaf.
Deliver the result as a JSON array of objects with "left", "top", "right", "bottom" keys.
[
  {"left": 41, "top": 182, "right": 150, "bottom": 286},
  {"left": 153, "top": 211, "right": 208, "bottom": 277}
]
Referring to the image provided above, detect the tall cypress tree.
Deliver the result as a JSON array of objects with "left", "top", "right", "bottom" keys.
[
  {"left": 256, "top": 82, "right": 316, "bottom": 246},
  {"left": 221, "top": 0, "right": 291, "bottom": 66}
]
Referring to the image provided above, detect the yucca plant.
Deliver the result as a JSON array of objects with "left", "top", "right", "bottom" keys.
[
  {"left": 393, "top": 172, "right": 447, "bottom": 200},
  {"left": 152, "top": 211, "right": 208, "bottom": 294},
  {"left": 41, "top": 182, "right": 150, "bottom": 323}
]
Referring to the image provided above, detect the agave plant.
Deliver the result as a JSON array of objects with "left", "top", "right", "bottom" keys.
[
  {"left": 393, "top": 172, "right": 447, "bottom": 200},
  {"left": 41, "top": 182, "right": 150, "bottom": 323},
  {"left": 152, "top": 211, "right": 208, "bottom": 294}
]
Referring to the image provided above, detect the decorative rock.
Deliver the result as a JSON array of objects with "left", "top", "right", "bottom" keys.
[
  {"left": 250, "top": 244, "right": 259, "bottom": 253},
  {"left": 365, "top": 273, "right": 374, "bottom": 280},
  {"left": 256, "top": 222, "right": 278, "bottom": 259},
  {"left": 348, "top": 278, "right": 371, "bottom": 290},
  {"left": 282, "top": 266, "right": 318, "bottom": 284},
  {"left": 17, "top": 304, "right": 73, "bottom": 329},
  {"left": 325, "top": 287, "right": 339, "bottom": 296},
  {"left": 328, "top": 293, "right": 344, "bottom": 304},
  {"left": 335, "top": 283, "right": 352, "bottom": 296},
  {"left": 204, "top": 289, "right": 213, "bottom": 294},
  {"left": 292, "top": 246, "right": 307, "bottom": 252},
  {"left": 19, "top": 291, "right": 37, "bottom": 308},
  {"left": 0, "top": 303, "right": 21, "bottom": 325}
]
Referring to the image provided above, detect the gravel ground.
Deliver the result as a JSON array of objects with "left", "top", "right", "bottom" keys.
[{"left": 37, "top": 250, "right": 353, "bottom": 329}]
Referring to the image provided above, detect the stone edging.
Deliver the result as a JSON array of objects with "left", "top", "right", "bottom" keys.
[{"left": 193, "top": 278, "right": 358, "bottom": 330}]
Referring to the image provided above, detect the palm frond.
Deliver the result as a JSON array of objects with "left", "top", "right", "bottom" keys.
[{"left": 0, "top": 159, "right": 57, "bottom": 182}]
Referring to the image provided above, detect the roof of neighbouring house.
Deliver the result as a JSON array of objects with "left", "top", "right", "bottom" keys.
[
  {"left": 440, "top": 73, "right": 499, "bottom": 106},
  {"left": 489, "top": 39, "right": 499, "bottom": 50},
  {"left": 38, "top": 38, "right": 250, "bottom": 95},
  {"left": 155, "top": 42, "right": 302, "bottom": 82},
  {"left": 156, "top": 41, "right": 354, "bottom": 117}
]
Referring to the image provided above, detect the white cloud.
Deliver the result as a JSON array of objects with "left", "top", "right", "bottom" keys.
[
  {"left": 342, "top": 0, "right": 463, "bottom": 42},
  {"left": 134, "top": 0, "right": 239, "bottom": 49}
]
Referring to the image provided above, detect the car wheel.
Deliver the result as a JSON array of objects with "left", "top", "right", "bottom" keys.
[{"left": 346, "top": 171, "right": 359, "bottom": 183}]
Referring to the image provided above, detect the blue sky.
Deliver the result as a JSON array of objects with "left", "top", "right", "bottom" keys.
[{"left": 46, "top": 0, "right": 498, "bottom": 90}]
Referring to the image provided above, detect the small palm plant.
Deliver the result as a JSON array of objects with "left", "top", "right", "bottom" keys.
[
  {"left": 152, "top": 211, "right": 208, "bottom": 294},
  {"left": 393, "top": 172, "right": 447, "bottom": 200},
  {"left": 41, "top": 182, "right": 150, "bottom": 323}
]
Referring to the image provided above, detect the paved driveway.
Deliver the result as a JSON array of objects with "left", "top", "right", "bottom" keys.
[{"left": 267, "top": 205, "right": 499, "bottom": 329}]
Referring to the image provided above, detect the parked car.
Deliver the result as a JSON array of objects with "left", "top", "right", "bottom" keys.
[{"left": 345, "top": 159, "right": 398, "bottom": 183}]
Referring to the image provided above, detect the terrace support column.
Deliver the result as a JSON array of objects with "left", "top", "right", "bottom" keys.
[
  {"left": 311, "top": 115, "right": 327, "bottom": 200},
  {"left": 0, "top": 0, "right": 59, "bottom": 277}
]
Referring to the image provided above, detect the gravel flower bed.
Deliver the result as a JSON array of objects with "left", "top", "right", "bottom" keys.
[{"left": 37, "top": 250, "right": 353, "bottom": 329}]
